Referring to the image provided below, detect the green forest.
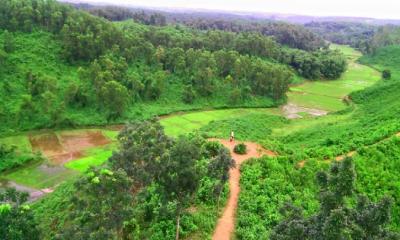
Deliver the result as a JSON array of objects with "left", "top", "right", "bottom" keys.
[{"left": 1, "top": 0, "right": 400, "bottom": 239}]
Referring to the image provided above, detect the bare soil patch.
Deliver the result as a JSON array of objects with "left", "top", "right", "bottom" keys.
[
  {"left": 29, "top": 130, "right": 110, "bottom": 165},
  {"left": 282, "top": 103, "right": 328, "bottom": 119}
]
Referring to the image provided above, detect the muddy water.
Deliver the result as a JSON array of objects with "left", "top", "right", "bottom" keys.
[{"left": 29, "top": 130, "right": 110, "bottom": 165}]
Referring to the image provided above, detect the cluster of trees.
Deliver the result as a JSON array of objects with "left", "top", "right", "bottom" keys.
[
  {"left": 279, "top": 48, "right": 347, "bottom": 79},
  {"left": 271, "top": 158, "right": 398, "bottom": 239},
  {"left": 0, "top": 143, "right": 38, "bottom": 172},
  {"left": 49, "top": 119, "right": 235, "bottom": 239},
  {"left": 73, "top": 4, "right": 326, "bottom": 51},
  {"left": 305, "top": 21, "right": 376, "bottom": 51},
  {"left": 368, "top": 25, "right": 400, "bottom": 54},
  {"left": 156, "top": 47, "right": 292, "bottom": 99},
  {"left": 66, "top": 3, "right": 347, "bottom": 81},
  {"left": 121, "top": 22, "right": 346, "bottom": 81},
  {"left": 0, "top": 0, "right": 70, "bottom": 33}
]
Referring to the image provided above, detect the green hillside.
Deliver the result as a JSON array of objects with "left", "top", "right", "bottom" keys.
[
  {"left": 360, "top": 44, "right": 400, "bottom": 78},
  {"left": 1, "top": 1, "right": 400, "bottom": 240}
]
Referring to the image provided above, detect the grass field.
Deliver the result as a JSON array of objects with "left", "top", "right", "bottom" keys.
[
  {"left": 0, "top": 135, "right": 32, "bottom": 153},
  {"left": 65, "top": 147, "right": 113, "bottom": 173},
  {"left": 287, "top": 45, "right": 381, "bottom": 111},
  {"left": 160, "top": 108, "right": 278, "bottom": 137}
]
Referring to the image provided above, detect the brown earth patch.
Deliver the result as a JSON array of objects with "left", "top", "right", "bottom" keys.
[
  {"left": 29, "top": 130, "right": 110, "bottom": 165},
  {"left": 30, "top": 133, "right": 64, "bottom": 157},
  {"left": 282, "top": 103, "right": 328, "bottom": 119},
  {"left": 335, "top": 151, "right": 356, "bottom": 161},
  {"left": 60, "top": 131, "right": 109, "bottom": 152}
]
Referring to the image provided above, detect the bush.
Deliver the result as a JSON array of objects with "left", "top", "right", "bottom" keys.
[
  {"left": 182, "top": 84, "right": 196, "bottom": 104},
  {"left": 234, "top": 143, "right": 247, "bottom": 155},
  {"left": 382, "top": 69, "right": 391, "bottom": 80}
]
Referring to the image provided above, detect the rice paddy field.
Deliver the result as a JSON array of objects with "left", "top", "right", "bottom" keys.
[{"left": 0, "top": 129, "right": 119, "bottom": 190}]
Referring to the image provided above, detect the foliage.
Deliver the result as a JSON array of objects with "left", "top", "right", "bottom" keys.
[
  {"left": 368, "top": 26, "right": 400, "bottom": 54},
  {"left": 57, "top": 168, "right": 134, "bottom": 239},
  {"left": 382, "top": 69, "right": 392, "bottom": 80},
  {"left": 109, "top": 119, "right": 174, "bottom": 187},
  {"left": 233, "top": 143, "right": 247, "bottom": 155},
  {"left": 270, "top": 158, "right": 398, "bottom": 240},
  {"left": 0, "top": 188, "right": 40, "bottom": 240},
  {"left": 32, "top": 120, "right": 233, "bottom": 239},
  {"left": 360, "top": 45, "right": 400, "bottom": 79},
  {"left": 305, "top": 21, "right": 376, "bottom": 51},
  {"left": 0, "top": 144, "right": 38, "bottom": 172},
  {"left": 100, "top": 80, "right": 129, "bottom": 119}
]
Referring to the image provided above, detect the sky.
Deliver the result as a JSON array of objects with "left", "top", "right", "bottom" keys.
[{"left": 78, "top": 0, "right": 400, "bottom": 19}]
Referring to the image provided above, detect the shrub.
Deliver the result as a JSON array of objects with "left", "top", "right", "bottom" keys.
[
  {"left": 382, "top": 69, "right": 391, "bottom": 80},
  {"left": 234, "top": 143, "right": 247, "bottom": 155}
]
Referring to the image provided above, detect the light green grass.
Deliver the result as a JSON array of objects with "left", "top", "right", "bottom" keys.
[
  {"left": 65, "top": 148, "right": 113, "bottom": 172},
  {"left": 160, "top": 108, "right": 276, "bottom": 137},
  {"left": 288, "top": 45, "right": 381, "bottom": 111},
  {"left": 271, "top": 113, "right": 351, "bottom": 137},
  {"left": 101, "top": 129, "right": 119, "bottom": 141},
  {"left": 0, "top": 135, "right": 32, "bottom": 153}
]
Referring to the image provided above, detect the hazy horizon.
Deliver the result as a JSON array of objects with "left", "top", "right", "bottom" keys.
[{"left": 69, "top": 0, "right": 400, "bottom": 20}]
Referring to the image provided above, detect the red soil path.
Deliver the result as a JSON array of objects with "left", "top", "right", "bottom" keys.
[{"left": 210, "top": 139, "right": 276, "bottom": 240}]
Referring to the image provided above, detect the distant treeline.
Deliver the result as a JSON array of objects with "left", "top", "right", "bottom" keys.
[
  {"left": 70, "top": 3, "right": 327, "bottom": 51},
  {"left": 305, "top": 21, "right": 400, "bottom": 54}
]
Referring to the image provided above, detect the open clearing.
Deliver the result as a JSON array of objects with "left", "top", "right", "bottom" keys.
[
  {"left": 160, "top": 108, "right": 277, "bottom": 137},
  {"left": 286, "top": 45, "right": 380, "bottom": 112}
]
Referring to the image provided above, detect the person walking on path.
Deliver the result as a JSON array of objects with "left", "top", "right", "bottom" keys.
[{"left": 230, "top": 130, "right": 234, "bottom": 142}]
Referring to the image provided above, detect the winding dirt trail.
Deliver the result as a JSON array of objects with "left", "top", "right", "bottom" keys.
[{"left": 210, "top": 139, "right": 276, "bottom": 240}]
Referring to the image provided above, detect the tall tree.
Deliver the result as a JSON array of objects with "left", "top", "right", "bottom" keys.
[
  {"left": 205, "top": 141, "right": 235, "bottom": 209},
  {"left": 109, "top": 119, "right": 174, "bottom": 187},
  {"left": 159, "top": 135, "right": 204, "bottom": 240},
  {"left": 59, "top": 168, "right": 134, "bottom": 240},
  {"left": 100, "top": 80, "right": 129, "bottom": 119}
]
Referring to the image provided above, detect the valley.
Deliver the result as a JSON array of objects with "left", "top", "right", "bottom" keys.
[{"left": 1, "top": 1, "right": 400, "bottom": 239}]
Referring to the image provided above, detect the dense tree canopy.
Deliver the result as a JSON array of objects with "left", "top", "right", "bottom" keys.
[
  {"left": 271, "top": 158, "right": 399, "bottom": 240},
  {"left": 0, "top": 188, "right": 40, "bottom": 240}
]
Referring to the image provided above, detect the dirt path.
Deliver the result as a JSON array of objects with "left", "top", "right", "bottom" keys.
[
  {"left": 0, "top": 179, "right": 53, "bottom": 202},
  {"left": 211, "top": 139, "right": 276, "bottom": 240}
]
